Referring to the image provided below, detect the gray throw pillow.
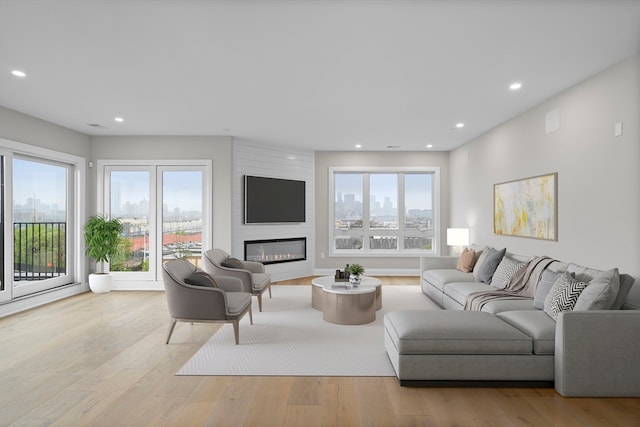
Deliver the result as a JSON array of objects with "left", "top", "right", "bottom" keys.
[
  {"left": 544, "top": 272, "right": 587, "bottom": 321},
  {"left": 533, "top": 269, "right": 563, "bottom": 309},
  {"left": 184, "top": 270, "right": 218, "bottom": 287},
  {"left": 221, "top": 257, "right": 245, "bottom": 269},
  {"left": 473, "top": 247, "right": 506, "bottom": 284},
  {"left": 573, "top": 268, "right": 620, "bottom": 311}
]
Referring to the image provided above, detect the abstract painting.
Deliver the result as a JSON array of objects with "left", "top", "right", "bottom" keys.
[{"left": 494, "top": 173, "right": 557, "bottom": 240}]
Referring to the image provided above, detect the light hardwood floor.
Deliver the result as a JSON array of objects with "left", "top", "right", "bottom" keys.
[{"left": 1, "top": 277, "right": 639, "bottom": 426}]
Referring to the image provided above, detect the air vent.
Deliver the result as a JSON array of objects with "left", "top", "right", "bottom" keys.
[
  {"left": 87, "top": 123, "right": 107, "bottom": 129},
  {"left": 386, "top": 145, "right": 401, "bottom": 149}
]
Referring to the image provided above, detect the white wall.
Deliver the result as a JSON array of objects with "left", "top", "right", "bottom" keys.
[
  {"left": 449, "top": 54, "right": 640, "bottom": 278},
  {"left": 232, "top": 139, "right": 315, "bottom": 281},
  {"left": 315, "top": 151, "right": 450, "bottom": 275},
  {"left": 0, "top": 107, "right": 90, "bottom": 157}
]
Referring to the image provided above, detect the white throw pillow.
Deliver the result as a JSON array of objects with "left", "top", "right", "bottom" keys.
[{"left": 491, "top": 256, "right": 526, "bottom": 290}]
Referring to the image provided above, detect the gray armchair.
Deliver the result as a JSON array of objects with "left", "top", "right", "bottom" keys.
[
  {"left": 161, "top": 259, "right": 253, "bottom": 345},
  {"left": 202, "top": 249, "right": 272, "bottom": 312}
]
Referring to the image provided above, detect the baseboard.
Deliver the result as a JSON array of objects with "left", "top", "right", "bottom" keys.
[
  {"left": 0, "top": 282, "right": 89, "bottom": 318},
  {"left": 399, "top": 379, "right": 554, "bottom": 388}
]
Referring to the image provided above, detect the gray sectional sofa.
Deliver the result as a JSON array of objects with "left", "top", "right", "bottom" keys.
[{"left": 383, "top": 245, "right": 640, "bottom": 397}]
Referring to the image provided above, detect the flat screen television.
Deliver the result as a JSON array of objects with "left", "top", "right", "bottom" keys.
[{"left": 244, "top": 175, "right": 306, "bottom": 224}]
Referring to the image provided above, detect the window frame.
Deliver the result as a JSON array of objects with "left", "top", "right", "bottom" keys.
[
  {"left": 97, "top": 159, "right": 212, "bottom": 284},
  {"left": 329, "top": 166, "right": 440, "bottom": 257},
  {"left": 0, "top": 139, "right": 85, "bottom": 303}
]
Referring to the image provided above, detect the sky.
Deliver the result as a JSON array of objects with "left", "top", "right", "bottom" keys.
[
  {"left": 13, "top": 158, "right": 66, "bottom": 208},
  {"left": 12, "top": 159, "right": 203, "bottom": 213},
  {"left": 335, "top": 172, "right": 433, "bottom": 210},
  {"left": 110, "top": 170, "right": 203, "bottom": 213}
]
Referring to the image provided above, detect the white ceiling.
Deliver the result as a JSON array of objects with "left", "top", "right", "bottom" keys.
[{"left": 1, "top": 0, "right": 639, "bottom": 152}]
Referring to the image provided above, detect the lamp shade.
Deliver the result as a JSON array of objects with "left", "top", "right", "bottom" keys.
[{"left": 447, "top": 228, "right": 469, "bottom": 247}]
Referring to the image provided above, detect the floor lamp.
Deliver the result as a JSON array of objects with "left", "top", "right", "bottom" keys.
[{"left": 446, "top": 228, "right": 469, "bottom": 256}]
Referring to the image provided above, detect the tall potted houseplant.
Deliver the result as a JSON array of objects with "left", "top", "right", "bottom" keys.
[{"left": 84, "top": 215, "right": 123, "bottom": 293}]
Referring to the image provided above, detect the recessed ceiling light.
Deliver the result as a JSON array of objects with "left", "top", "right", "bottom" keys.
[
  {"left": 355, "top": 144, "right": 362, "bottom": 149},
  {"left": 426, "top": 144, "right": 433, "bottom": 148},
  {"left": 287, "top": 156, "right": 296, "bottom": 160},
  {"left": 11, "top": 70, "right": 26, "bottom": 77},
  {"left": 456, "top": 123, "right": 464, "bottom": 128},
  {"left": 510, "top": 82, "right": 523, "bottom": 90},
  {"left": 114, "top": 117, "right": 124, "bottom": 123}
]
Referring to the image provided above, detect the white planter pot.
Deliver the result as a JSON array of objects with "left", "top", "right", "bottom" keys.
[
  {"left": 88, "top": 273, "right": 113, "bottom": 293},
  {"left": 349, "top": 273, "right": 362, "bottom": 287}
]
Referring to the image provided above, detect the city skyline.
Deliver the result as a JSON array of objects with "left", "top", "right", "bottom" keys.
[{"left": 13, "top": 160, "right": 204, "bottom": 217}]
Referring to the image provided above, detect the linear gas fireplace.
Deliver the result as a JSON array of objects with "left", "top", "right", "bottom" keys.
[{"left": 244, "top": 237, "right": 306, "bottom": 265}]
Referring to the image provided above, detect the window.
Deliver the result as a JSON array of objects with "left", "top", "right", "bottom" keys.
[
  {"left": 98, "top": 161, "right": 211, "bottom": 283},
  {"left": 330, "top": 167, "right": 440, "bottom": 256},
  {"left": 0, "top": 140, "right": 84, "bottom": 303}
]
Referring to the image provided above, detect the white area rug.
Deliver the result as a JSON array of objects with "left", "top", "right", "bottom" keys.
[{"left": 177, "top": 285, "right": 438, "bottom": 377}]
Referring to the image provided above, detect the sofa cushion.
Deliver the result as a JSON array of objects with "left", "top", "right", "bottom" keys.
[
  {"left": 480, "top": 299, "right": 536, "bottom": 314},
  {"left": 251, "top": 272, "right": 271, "bottom": 291},
  {"left": 614, "top": 274, "right": 637, "bottom": 310},
  {"left": 225, "top": 292, "right": 252, "bottom": 316},
  {"left": 444, "top": 282, "right": 495, "bottom": 306},
  {"left": 422, "top": 269, "right": 475, "bottom": 292},
  {"left": 473, "top": 247, "right": 506, "bottom": 284},
  {"left": 621, "top": 279, "right": 640, "bottom": 310},
  {"left": 533, "top": 269, "right": 563, "bottom": 309},
  {"left": 574, "top": 268, "right": 620, "bottom": 311},
  {"left": 384, "top": 310, "right": 532, "bottom": 355},
  {"left": 491, "top": 256, "right": 526, "bottom": 289},
  {"left": 544, "top": 272, "right": 587, "bottom": 321},
  {"left": 456, "top": 248, "right": 476, "bottom": 272},
  {"left": 566, "top": 263, "right": 605, "bottom": 282},
  {"left": 497, "top": 310, "right": 556, "bottom": 355}
]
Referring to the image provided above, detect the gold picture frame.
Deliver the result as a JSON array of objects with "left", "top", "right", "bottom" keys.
[{"left": 494, "top": 172, "right": 557, "bottom": 240}]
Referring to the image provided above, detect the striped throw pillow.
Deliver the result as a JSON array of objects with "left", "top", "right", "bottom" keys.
[
  {"left": 490, "top": 256, "right": 525, "bottom": 289},
  {"left": 544, "top": 272, "right": 587, "bottom": 321}
]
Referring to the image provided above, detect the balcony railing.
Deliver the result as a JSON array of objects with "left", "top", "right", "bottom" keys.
[{"left": 14, "top": 222, "right": 66, "bottom": 281}]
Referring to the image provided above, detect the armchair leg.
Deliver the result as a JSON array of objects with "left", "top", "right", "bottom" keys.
[
  {"left": 268, "top": 284, "right": 272, "bottom": 298},
  {"left": 249, "top": 305, "right": 253, "bottom": 325},
  {"left": 232, "top": 320, "right": 240, "bottom": 345},
  {"left": 257, "top": 294, "right": 263, "bottom": 312},
  {"left": 166, "top": 318, "right": 177, "bottom": 344}
]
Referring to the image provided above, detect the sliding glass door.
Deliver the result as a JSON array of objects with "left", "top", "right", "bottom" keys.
[
  {"left": 160, "top": 168, "right": 204, "bottom": 269},
  {"left": 12, "top": 156, "right": 74, "bottom": 297},
  {"left": 106, "top": 167, "right": 155, "bottom": 280},
  {"left": 100, "top": 161, "right": 210, "bottom": 283}
]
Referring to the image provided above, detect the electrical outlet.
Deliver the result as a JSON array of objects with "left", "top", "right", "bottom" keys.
[{"left": 614, "top": 122, "right": 623, "bottom": 137}]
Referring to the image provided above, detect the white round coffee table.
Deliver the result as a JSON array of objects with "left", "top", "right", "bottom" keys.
[{"left": 311, "top": 276, "right": 382, "bottom": 325}]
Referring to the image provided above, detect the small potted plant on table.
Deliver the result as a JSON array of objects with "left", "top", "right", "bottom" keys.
[
  {"left": 348, "top": 263, "right": 365, "bottom": 287},
  {"left": 84, "top": 215, "right": 123, "bottom": 293}
]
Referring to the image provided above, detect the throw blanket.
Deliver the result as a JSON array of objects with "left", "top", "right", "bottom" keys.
[{"left": 464, "top": 256, "right": 556, "bottom": 311}]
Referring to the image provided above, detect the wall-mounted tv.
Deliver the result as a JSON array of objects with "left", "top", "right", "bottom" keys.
[{"left": 244, "top": 175, "right": 306, "bottom": 224}]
